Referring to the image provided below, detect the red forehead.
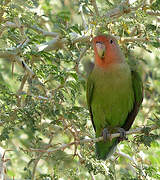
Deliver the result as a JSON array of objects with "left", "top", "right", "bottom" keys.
[
  {"left": 92, "top": 35, "right": 117, "bottom": 44},
  {"left": 93, "top": 35, "right": 107, "bottom": 43}
]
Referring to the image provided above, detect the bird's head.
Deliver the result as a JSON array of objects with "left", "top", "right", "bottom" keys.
[{"left": 92, "top": 35, "right": 124, "bottom": 68}]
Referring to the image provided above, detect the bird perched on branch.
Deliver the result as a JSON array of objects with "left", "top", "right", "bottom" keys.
[{"left": 86, "top": 34, "right": 143, "bottom": 160}]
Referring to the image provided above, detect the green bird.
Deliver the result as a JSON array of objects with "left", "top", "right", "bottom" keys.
[{"left": 86, "top": 34, "right": 143, "bottom": 160}]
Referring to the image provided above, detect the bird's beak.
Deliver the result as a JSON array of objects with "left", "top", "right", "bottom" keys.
[{"left": 96, "top": 42, "right": 105, "bottom": 59}]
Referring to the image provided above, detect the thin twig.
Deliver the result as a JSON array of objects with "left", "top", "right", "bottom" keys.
[
  {"left": 91, "top": 0, "right": 99, "bottom": 16},
  {"left": 35, "top": 37, "right": 65, "bottom": 51},
  {"left": 146, "top": 10, "right": 160, "bottom": 16},
  {"left": 2, "top": 21, "right": 59, "bottom": 38},
  {"left": 30, "top": 25, "right": 59, "bottom": 37},
  {"left": 72, "top": 36, "right": 90, "bottom": 44},
  {"left": 105, "top": 0, "right": 130, "bottom": 19},
  {"left": 29, "top": 124, "right": 158, "bottom": 153},
  {"left": 74, "top": 46, "right": 89, "bottom": 78},
  {"left": 79, "top": 4, "right": 88, "bottom": 30},
  {"left": 12, "top": 56, "right": 35, "bottom": 78},
  {"left": 31, "top": 136, "right": 54, "bottom": 180},
  {"left": 17, "top": 74, "right": 28, "bottom": 106},
  {"left": 118, "top": 36, "right": 160, "bottom": 43},
  {"left": 90, "top": 172, "right": 96, "bottom": 180}
]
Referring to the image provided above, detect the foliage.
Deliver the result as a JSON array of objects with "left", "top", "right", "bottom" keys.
[{"left": 0, "top": 0, "right": 159, "bottom": 179}]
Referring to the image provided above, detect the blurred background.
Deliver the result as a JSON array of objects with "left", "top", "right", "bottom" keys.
[{"left": 0, "top": 0, "right": 160, "bottom": 179}]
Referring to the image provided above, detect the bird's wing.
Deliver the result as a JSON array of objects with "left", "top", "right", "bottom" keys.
[
  {"left": 122, "top": 70, "right": 143, "bottom": 130},
  {"left": 86, "top": 74, "right": 96, "bottom": 131}
]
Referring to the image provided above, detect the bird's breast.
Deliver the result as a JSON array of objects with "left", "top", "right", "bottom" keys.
[{"left": 91, "top": 62, "right": 134, "bottom": 132}]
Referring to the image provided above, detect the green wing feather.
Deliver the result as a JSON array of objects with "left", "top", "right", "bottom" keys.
[
  {"left": 122, "top": 69, "right": 143, "bottom": 130},
  {"left": 86, "top": 74, "right": 96, "bottom": 131}
]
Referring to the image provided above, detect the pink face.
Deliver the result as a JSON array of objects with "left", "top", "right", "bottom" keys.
[
  {"left": 93, "top": 35, "right": 118, "bottom": 58},
  {"left": 92, "top": 35, "right": 123, "bottom": 67}
]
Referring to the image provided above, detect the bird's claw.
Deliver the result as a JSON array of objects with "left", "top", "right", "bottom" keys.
[
  {"left": 117, "top": 127, "right": 128, "bottom": 141},
  {"left": 102, "top": 128, "right": 111, "bottom": 142}
]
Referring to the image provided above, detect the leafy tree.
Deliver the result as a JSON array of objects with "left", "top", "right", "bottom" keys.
[{"left": 0, "top": 0, "right": 159, "bottom": 179}]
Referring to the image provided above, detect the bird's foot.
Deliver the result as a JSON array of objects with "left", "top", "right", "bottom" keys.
[
  {"left": 116, "top": 127, "right": 128, "bottom": 141},
  {"left": 102, "top": 128, "right": 111, "bottom": 142}
]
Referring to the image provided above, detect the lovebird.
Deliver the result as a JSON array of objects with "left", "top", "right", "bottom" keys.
[{"left": 86, "top": 34, "right": 143, "bottom": 160}]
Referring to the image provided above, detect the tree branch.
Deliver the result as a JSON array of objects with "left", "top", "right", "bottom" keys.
[
  {"left": 30, "top": 25, "right": 59, "bottom": 37},
  {"left": 104, "top": 0, "right": 156, "bottom": 21},
  {"left": 117, "top": 36, "right": 160, "bottom": 43},
  {"left": 2, "top": 21, "right": 59, "bottom": 38},
  {"left": 91, "top": 0, "right": 100, "bottom": 16},
  {"left": 12, "top": 56, "right": 35, "bottom": 77},
  {"left": 35, "top": 37, "right": 65, "bottom": 51},
  {"left": 105, "top": 0, "right": 130, "bottom": 19},
  {"left": 79, "top": 3, "right": 88, "bottom": 30},
  {"left": 29, "top": 124, "right": 158, "bottom": 153},
  {"left": 31, "top": 136, "right": 54, "bottom": 180},
  {"left": 74, "top": 46, "right": 89, "bottom": 78},
  {"left": 146, "top": 10, "right": 160, "bottom": 16}
]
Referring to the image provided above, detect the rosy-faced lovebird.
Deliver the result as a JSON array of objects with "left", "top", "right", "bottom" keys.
[{"left": 86, "top": 34, "right": 143, "bottom": 160}]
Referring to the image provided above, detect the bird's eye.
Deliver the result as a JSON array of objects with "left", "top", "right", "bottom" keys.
[{"left": 110, "top": 40, "right": 113, "bottom": 44}]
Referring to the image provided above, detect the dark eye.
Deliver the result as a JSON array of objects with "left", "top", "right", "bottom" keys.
[{"left": 110, "top": 40, "right": 113, "bottom": 44}]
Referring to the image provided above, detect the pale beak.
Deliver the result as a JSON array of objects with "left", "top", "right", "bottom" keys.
[{"left": 96, "top": 42, "right": 105, "bottom": 58}]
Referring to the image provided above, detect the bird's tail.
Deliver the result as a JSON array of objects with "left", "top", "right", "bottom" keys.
[{"left": 95, "top": 138, "right": 119, "bottom": 160}]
